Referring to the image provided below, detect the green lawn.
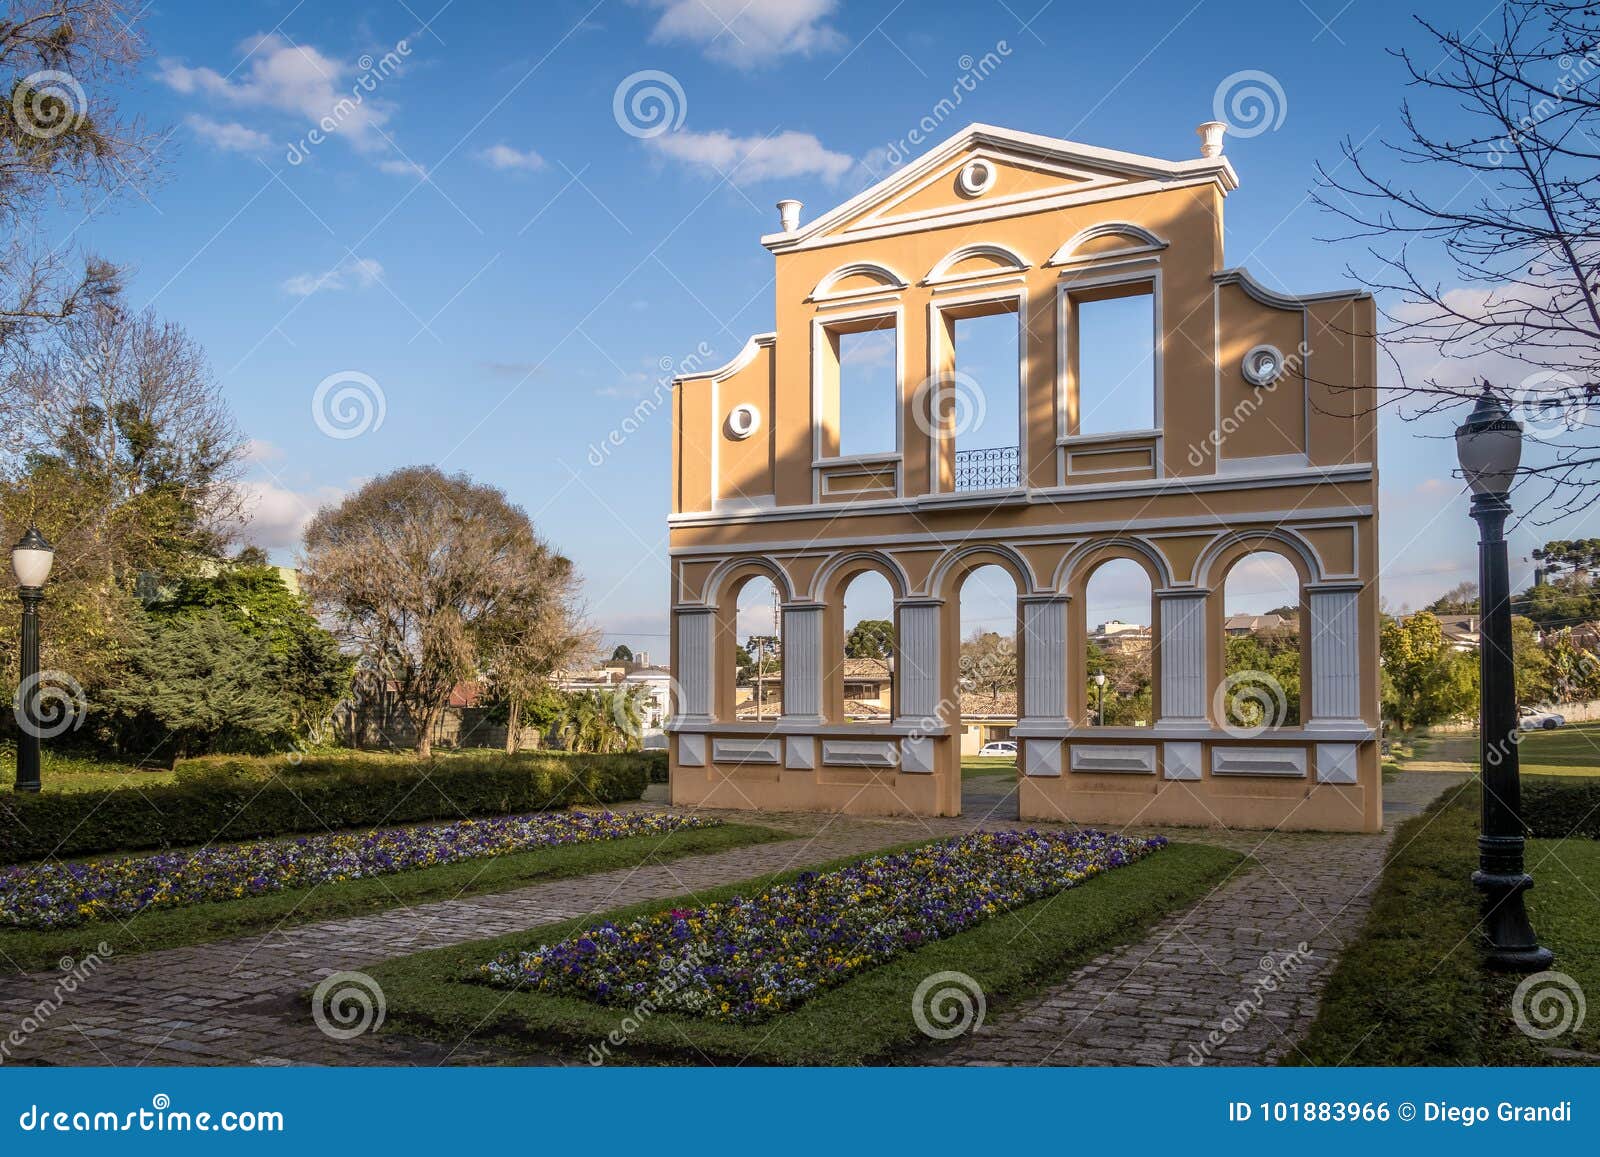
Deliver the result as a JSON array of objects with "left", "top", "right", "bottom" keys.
[
  {"left": 0, "top": 745, "right": 175, "bottom": 793},
  {"left": 369, "top": 839, "right": 1243, "bottom": 1066},
  {"left": 1295, "top": 778, "right": 1598, "bottom": 1065},
  {"left": 0, "top": 820, "right": 784, "bottom": 971},
  {"left": 961, "top": 755, "right": 1016, "bottom": 780},
  {"left": 1409, "top": 723, "right": 1600, "bottom": 776}
]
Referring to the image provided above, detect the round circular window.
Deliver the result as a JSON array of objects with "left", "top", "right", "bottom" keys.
[
  {"left": 1242, "top": 344, "right": 1286, "bottom": 387},
  {"left": 725, "top": 403, "right": 761, "bottom": 439},
  {"left": 956, "top": 159, "right": 997, "bottom": 197}
]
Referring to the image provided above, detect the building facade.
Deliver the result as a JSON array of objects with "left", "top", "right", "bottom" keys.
[{"left": 666, "top": 122, "right": 1381, "bottom": 831}]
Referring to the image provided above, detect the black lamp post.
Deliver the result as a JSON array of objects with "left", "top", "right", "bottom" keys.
[
  {"left": 1454, "top": 389, "right": 1553, "bottom": 970},
  {"left": 11, "top": 526, "right": 54, "bottom": 794},
  {"left": 1093, "top": 670, "right": 1106, "bottom": 726}
]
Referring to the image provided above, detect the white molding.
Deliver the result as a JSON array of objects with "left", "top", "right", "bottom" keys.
[
  {"left": 925, "top": 241, "right": 1029, "bottom": 285},
  {"left": 925, "top": 284, "right": 1029, "bottom": 495},
  {"left": 669, "top": 465, "right": 1373, "bottom": 529},
  {"left": 811, "top": 261, "right": 910, "bottom": 302},
  {"left": 678, "top": 733, "right": 706, "bottom": 767},
  {"left": 1212, "top": 268, "right": 1368, "bottom": 308},
  {"left": 1047, "top": 222, "right": 1169, "bottom": 266},
  {"left": 712, "top": 737, "right": 781, "bottom": 765},
  {"left": 1070, "top": 744, "right": 1158, "bottom": 774},
  {"left": 1163, "top": 741, "right": 1203, "bottom": 781},
  {"left": 811, "top": 305, "right": 905, "bottom": 502},
  {"left": 1024, "top": 738, "right": 1063, "bottom": 777},
  {"left": 821, "top": 739, "right": 900, "bottom": 769},
  {"left": 956, "top": 157, "right": 998, "bottom": 196},
  {"left": 673, "top": 332, "right": 775, "bottom": 384},
  {"left": 785, "top": 737, "right": 816, "bottom": 770},
  {"left": 1009, "top": 722, "right": 1375, "bottom": 742},
  {"left": 1316, "top": 742, "right": 1359, "bottom": 784},
  {"left": 1210, "top": 747, "right": 1308, "bottom": 777},
  {"left": 759, "top": 122, "right": 1237, "bottom": 254},
  {"left": 900, "top": 735, "right": 936, "bottom": 774}
]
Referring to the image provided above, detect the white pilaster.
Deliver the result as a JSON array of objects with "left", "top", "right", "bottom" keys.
[
  {"left": 1019, "top": 595, "right": 1069, "bottom": 721},
  {"left": 1309, "top": 584, "right": 1362, "bottom": 725},
  {"left": 674, "top": 607, "right": 714, "bottom": 720},
  {"left": 896, "top": 599, "right": 944, "bottom": 725},
  {"left": 781, "top": 603, "right": 825, "bottom": 723},
  {"left": 1157, "top": 590, "right": 1209, "bottom": 723}
]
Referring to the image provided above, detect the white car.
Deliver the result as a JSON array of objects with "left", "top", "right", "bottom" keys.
[
  {"left": 1518, "top": 708, "right": 1566, "bottom": 730},
  {"left": 978, "top": 741, "right": 1018, "bottom": 758}
]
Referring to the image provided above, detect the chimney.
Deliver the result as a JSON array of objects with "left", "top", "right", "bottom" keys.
[
  {"left": 777, "top": 199, "right": 802, "bottom": 232},
  {"left": 1196, "top": 120, "right": 1226, "bottom": 158}
]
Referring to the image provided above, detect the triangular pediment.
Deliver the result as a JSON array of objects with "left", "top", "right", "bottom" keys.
[{"left": 763, "top": 123, "right": 1237, "bottom": 254}]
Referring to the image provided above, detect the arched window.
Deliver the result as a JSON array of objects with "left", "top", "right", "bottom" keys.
[
  {"left": 1220, "top": 551, "right": 1303, "bottom": 728},
  {"left": 1083, "top": 559, "right": 1154, "bottom": 727},
  {"left": 957, "top": 564, "right": 1019, "bottom": 756},
  {"left": 838, "top": 571, "right": 894, "bottom": 724},
  {"left": 728, "top": 575, "right": 782, "bottom": 721}
]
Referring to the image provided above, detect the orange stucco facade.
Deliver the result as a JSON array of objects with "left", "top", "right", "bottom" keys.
[{"left": 667, "top": 123, "right": 1381, "bottom": 832}]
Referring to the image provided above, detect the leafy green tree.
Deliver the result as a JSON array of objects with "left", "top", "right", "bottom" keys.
[
  {"left": 844, "top": 619, "right": 894, "bottom": 659},
  {"left": 1223, "top": 632, "right": 1302, "bottom": 727},
  {"left": 1513, "top": 577, "right": 1600, "bottom": 632},
  {"left": 104, "top": 610, "right": 291, "bottom": 758},
  {"left": 1380, "top": 611, "right": 1477, "bottom": 739},
  {"left": 1512, "top": 615, "right": 1554, "bottom": 705},
  {"left": 155, "top": 565, "right": 351, "bottom": 735},
  {"left": 610, "top": 644, "right": 633, "bottom": 662}
]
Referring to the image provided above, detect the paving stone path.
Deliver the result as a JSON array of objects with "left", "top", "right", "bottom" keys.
[
  {"left": 0, "top": 772, "right": 1466, "bottom": 1067},
  {"left": 934, "top": 770, "right": 1470, "bottom": 1067}
]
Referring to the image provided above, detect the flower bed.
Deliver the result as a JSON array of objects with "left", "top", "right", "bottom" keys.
[
  {"left": 1, "top": 811, "right": 718, "bottom": 929},
  {"left": 478, "top": 828, "right": 1165, "bottom": 1022}
]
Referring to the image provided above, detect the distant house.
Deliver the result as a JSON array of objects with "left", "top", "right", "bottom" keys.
[
  {"left": 1435, "top": 614, "right": 1481, "bottom": 652},
  {"left": 1090, "top": 619, "right": 1152, "bottom": 655},
  {"left": 1223, "top": 612, "right": 1289, "bottom": 636}
]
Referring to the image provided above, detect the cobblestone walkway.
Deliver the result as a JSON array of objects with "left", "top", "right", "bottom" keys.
[
  {"left": 933, "top": 771, "right": 1470, "bottom": 1067},
  {"left": 0, "top": 772, "right": 1466, "bottom": 1067},
  {"left": 0, "top": 809, "right": 986, "bottom": 1066}
]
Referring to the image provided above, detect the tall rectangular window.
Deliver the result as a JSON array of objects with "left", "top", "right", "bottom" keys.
[
  {"left": 952, "top": 311, "right": 1020, "bottom": 451},
  {"left": 834, "top": 324, "right": 896, "bottom": 457},
  {"left": 1074, "top": 286, "right": 1155, "bottom": 434}
]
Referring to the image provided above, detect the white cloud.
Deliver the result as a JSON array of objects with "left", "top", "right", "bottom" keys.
[
  {"left": 647, "top": 128, "right": 854, "bottom": 184},
  {"left": 377, "top": 157, "right": 428, "bottom": 178},
  {"left": 243, "top": 438, "right": 284, "bottom": 464},
  {"left": 281, "top": 255, "right": 385, "bottom": 297},
  {"left": 158, "top": 33, "right": 393, "bottom": 152},
  {"left": 185, "top": 115, "right": 272, "bottom": 152},
  {"left": 235, "top": 479, "right": 346, "bottom": 552},
  {"left": 478, "top": 143, "right": 545, "bottom": 172},
  {"left": 638, "top": 0, "right": 845, "bottom": 67}
]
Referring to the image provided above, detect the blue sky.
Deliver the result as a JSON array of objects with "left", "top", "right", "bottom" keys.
[{"left": 56, "top": 0, "right": 1597, "bottom": 651}]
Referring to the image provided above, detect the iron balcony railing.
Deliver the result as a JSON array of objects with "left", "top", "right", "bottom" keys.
[{"left": 953, "top": 446, "right": 1019, "bottom": 492}]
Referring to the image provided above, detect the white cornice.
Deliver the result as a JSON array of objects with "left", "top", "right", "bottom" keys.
[
  {"left": 673, "top": 332, "right": 775, "bottom": 387},
  {"left": 1213, "top": 268, "right": 1369, "bottom": 309},
  {"left": 761, "top": 123, "right": 1238, "bottom": 254}
]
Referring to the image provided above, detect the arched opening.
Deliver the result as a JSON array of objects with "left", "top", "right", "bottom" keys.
[
  {"left": 838, "top": 570, "right": 894, "bottom": 724},
  {"left": 957, "top": 564, "right": 1020, "bottom": 757},
  {"left": 730, "top": 575, "right": 782, "bottom": 721},
  {"left": 1220, "top": 551, "right": 1303, "bottom": 728},
  {"left": 1083, "top": 559, "right": 1154, "bottom": 727}
]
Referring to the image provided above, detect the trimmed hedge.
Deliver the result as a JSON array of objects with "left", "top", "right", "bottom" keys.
[
  {"left": 0, "top": 751, "right": 652, "bottom": 864},
  {"left": 1521, "top": 775, "right": 1600, "bottom": 840}
]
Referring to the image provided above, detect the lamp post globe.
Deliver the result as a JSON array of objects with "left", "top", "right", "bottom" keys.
[
  {"left": 10, "top": 525, "right": 54, "bottom": 794},
  {"left": 1454, "top": 387, "right": 1552, "bottom": 970},
  {"left": 1093, "top": 670, "right": 1107, "bottom": 726}
]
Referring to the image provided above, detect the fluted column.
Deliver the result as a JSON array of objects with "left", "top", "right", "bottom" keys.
[
  {"left": 1157, "top": 590, "right": 1208, "bottom": 723},
  {"left": 1308, "top": 583, "right": 1363, "bottom": 726},
  {"left": 895, "top": 598, "right": 944, "bottom": 725},
  {"left": 781, "top": 602, "right": 825, "bottom": 723},
  {"left": 674, "top": 607, "right": 714, "bottom": 721},
  {"left": 1019, "top": 595, "right": 1069, "bottom": 721}
]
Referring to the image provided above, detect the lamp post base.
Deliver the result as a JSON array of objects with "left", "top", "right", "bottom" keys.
[{"left": 1473, "top": 867, "right": 1556, "bottom": 972}]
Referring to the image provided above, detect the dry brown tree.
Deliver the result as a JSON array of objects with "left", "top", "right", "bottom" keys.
[
  {"left": 301, "top": 466, "right": 588, "bottom": 758},
  {"left": 1313, "top": 1, "right": 1600, "bottom": 516}
]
